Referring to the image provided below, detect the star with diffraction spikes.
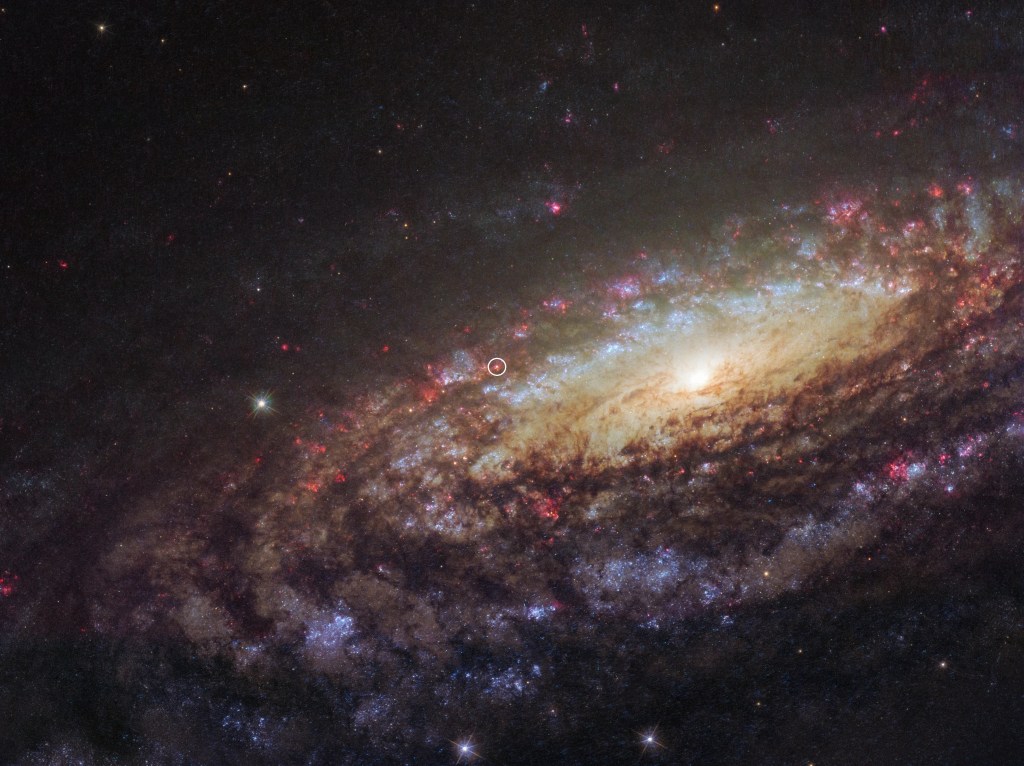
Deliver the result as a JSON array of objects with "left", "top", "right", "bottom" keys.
[
  {"left": 637, "top": 726, "right": 665, "bottom": 756},
  {"left": 247, "top": 391, "right": 277, "bottom": 417},
  {"left": 449, "top": 735, "right": 481, "bottom": 763}
]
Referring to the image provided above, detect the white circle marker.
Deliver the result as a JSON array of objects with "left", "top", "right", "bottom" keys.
[{"left": 486, "top": 357, "right": 507, "bottom": 377}]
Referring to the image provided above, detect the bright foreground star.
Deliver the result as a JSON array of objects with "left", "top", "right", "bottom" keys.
[
  {"left": 639, "top": 727, "right": 664, "bottom": 754},
  {"left": 248, "top": 392, "right": 276, "bottom": 416},
  {"left": 450, "top": 737, "right": 479, "bottom": 763}
]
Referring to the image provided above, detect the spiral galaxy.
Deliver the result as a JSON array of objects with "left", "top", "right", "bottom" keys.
[
  {"left": 85, "top": 177, "right": 1024, "bottom": 727},
  {"left": 8, "top": 4, "right": 1024, "bottom": 763}
]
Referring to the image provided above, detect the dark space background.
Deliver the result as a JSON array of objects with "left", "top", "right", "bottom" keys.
[{"left": 3, "top": 1, "right": 1024, "bottom": 764}]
